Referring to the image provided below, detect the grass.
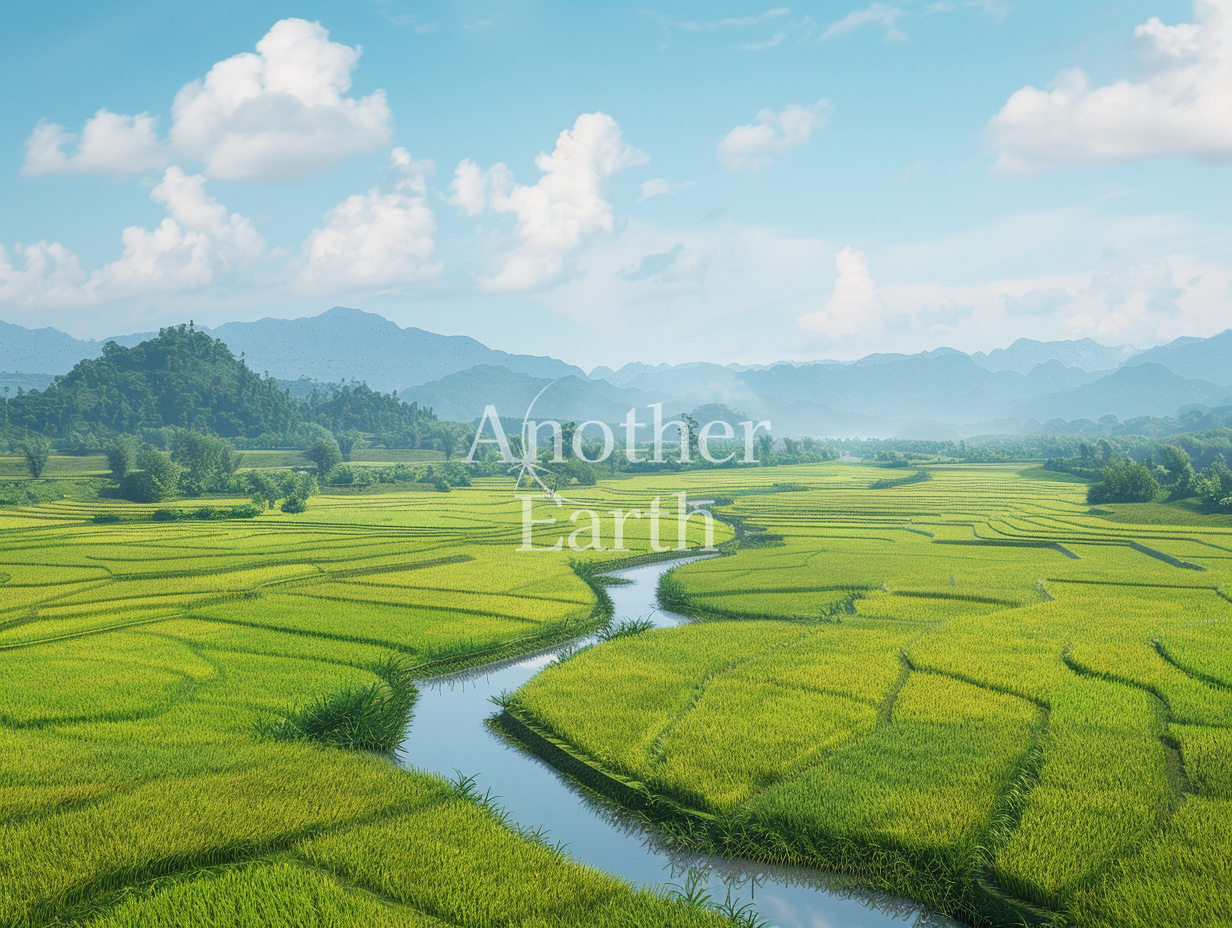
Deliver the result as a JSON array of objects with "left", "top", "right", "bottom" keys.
[
  {"left": 261, "top": 657, "right": 418, "bottom": 752},
  {"left": 1092, "top": 499, "right": 1232, "bottom": 527}
]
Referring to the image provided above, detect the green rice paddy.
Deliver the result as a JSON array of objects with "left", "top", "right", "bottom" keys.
[
  {"left": 4, "top": 462, "right": 1230, "bottom": 926},
  {"left": 506, "top": 463, "right": 1232, "bottom": 927},
  {"left": 0, "top": 480, "right": 728, "bottom": 928}
]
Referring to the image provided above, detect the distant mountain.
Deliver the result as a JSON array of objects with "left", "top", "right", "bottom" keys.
[
  {"left": 590, "top": 361, "right": 669, "bottom": 385},
  {"left": 1123, "top": 329, "right": 1232, "bottom": 384},
  {"left": 0, "top": 308, "right": 585, "bottom": 393},
  {"left": 971, "top": 338, "right": 1137, "bottom": 374},
  {"left": 0, "top": 372, "right": 56, "bottom": 394},
  {"left": 6, "top": 310, "right": 1232, "bottom": 438},
  {"left": 1011, "top": 363, "right": 1232, "bottom": 422},
  {"left": 401, "top": 365, "right": 672, "bottom": 424},
  {"left": 0, "top": 319, "right": 98, "bottom": 374},
  {"left": 210, "top": 307, "right": 586, "bottom": 392},
  {"left": 738, "top": 353, "right": 1103, "bottom": 424}
]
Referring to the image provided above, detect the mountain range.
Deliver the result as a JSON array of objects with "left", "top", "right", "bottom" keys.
[
  {"left": 3, "top": 308, "right": 1231, "bottom": 439},
  {"left": 0, "top": 308, "right": 582, "bottom": 394}
]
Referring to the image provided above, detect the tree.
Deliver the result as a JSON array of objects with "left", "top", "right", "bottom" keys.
[
  {"left": 757, "top": 433, "right": 776, "bottom": 466},
  {"left": 1198, "top": 460, "right": 1232, "bottom": 511},
  {"left": 171, "top": 430, "right": 240, "bottom": 492},
  {"left": 1157, "top": 444, "right": 1197, "bottom": 498},
  {"left": 21, "top": 435, "right": 52, "bottom": 478},
  {"left": 1157, "top": 445, "right": 1191, "bottom": 480},
  {"left": 106, "top": 436, "right": 137, "bottom": 479},
  {"left": 306, "top": 437, "right": 342, "bottom": 477},
  {"left": 439, "top": 430, "right": 457, "bottom": 461},
  {"left": 246, "top": 470, "right": 281, "bottom": 510},
  {"left": 1088, "top": 462, "right": 1161, "bottom": 505},
  {"left": 681, "top": 414, "right": 700, "bottom": 462},
  {"left": 278, "top": 472, "right": 317, "bottom": 513},
  {"left": 335, "top": 430, "right": 360, "bottom": 461},
  {"left": 120, "top": 449, "right": 182, "bottom": 503}
]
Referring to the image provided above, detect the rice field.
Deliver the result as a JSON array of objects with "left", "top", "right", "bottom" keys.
[
  {"left": 506, "top": 463, "right": 1232, "bottom": 927},
  {"left": 0, "top": 480, "right": 730, "bottom": 928}
]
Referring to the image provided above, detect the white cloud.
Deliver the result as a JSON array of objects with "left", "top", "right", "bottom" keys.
[
  {"left": 718, "top": 100, "right": 830, "bottom": 171},
  {"left": 646, "top": 8, "right": 793, "bottom": 31},
  {"left": 22, "top": 110, "right": 169, "bottom": 177},
  {"left": 21, "top": 18, "right": 390, "bottom": 181},
  {"left": 296, "top": 148, "right": 440, "bottom": 294},
  {"left": 0, "top": 167, "right": 263, "bottom": 311},
  {"left": 821, "top": 4, "right": 908, "bottom": 42},
  {"left": 638, "top": 177, "right": 696, "bottom": 200},
  {"left": 0, "top": 243, "right": 90, "bottom": 312},
  {"left": 538, "top": 219, "right": 833, "bottom": 355},
  {"left": 449, "top": 112, "right": 647, "bottom": 291},
  {"left": 987, "top": 0, "right": 1232, "bottom": 172},
  {"left": 524, "top": 198, "right": 1232, "bottom": 368},
  {"left": 798, "top": 247, "right": 885, "bottom": 338},
  {"left": 640, "top": 178, "right": 673, "bottom": 200}
]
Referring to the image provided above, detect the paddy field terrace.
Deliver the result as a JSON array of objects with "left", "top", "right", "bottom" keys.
[{"left": 0, "top": 459, "right": 1229, "bottom": 927}]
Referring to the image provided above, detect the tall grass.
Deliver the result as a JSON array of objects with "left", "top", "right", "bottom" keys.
[{"left": 261, "top": 657, "right": 417, "bottom": 753}]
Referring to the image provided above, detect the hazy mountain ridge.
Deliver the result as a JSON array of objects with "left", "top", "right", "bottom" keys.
[
  {"left": 402, "top": 366, "right": 676, "bottom": 424},
  {"left": 1, "top": 308, "right": 586, "bottom": 394},
  {"left": 971, "top": 337, "right": 1138, "bottom": 374},
  {"left": 1123, "top": 330, "right": 1232, "bottom": 384},
  {"left": 3, "top": 310, "right": 1231, "bottom": 437}
]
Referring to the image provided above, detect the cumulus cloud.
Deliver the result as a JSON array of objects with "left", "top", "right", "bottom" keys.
[
  {"left": 296, "top": 148, "right": 440, "bottom": 294},
  {"left": 22, "top": 18, "right": 390, "bottom": 181},
  {"left": 987, "top": 0, "right": 1232, "bottom": 172},
  {"left": 22, "top": 110, "right": 169, "bottom": 177},
  {"left": 797, "top": 247, "right": 885, "bottom": 338},
  {"left": 718, "top": 100, "right": 830, "bottom": 170},
  {"left": 821, "top": 4, "right": 908, "bottom": 42},
  {"left": 0, "top": 167, "right": 263, "bottom": 311},
  {"left": 448, "top": 112, "right": 647, "bottom": 291},
  {"left": 0, "top": 243, "right": 90, "bottom": 313}
]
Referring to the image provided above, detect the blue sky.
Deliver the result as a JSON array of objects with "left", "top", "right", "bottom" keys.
[{"left": 1, "top": 0, "right": 1229, "bottom": 370}]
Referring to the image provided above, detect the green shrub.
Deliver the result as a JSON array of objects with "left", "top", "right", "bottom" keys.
[
  {"left": 192, "top": 507, "right": 217, "bottom": 520},
  {"left": 281, "top": 496, "right": 308, "bottom": 514},
  {"left": 120, "top": 449, "right": 182, "bottom": 502},
  {"left": 1088, "top": 462, "right": 1161, "bottom": 504},
  {"left": 229, "top": 504, "right": 261, "bottom": 519},
  {"left": 92, "top": 513, "right": 121, "bottom": 524},
  {"left": 151, "top": 509, "right": 182, "bottom": 522}
]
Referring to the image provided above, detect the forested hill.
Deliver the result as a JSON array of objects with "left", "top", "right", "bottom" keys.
[
  {"left": 298, "top": 382, "right": 437, "bottom": 449},
  {"left": 0, "top": 325, "right": 441, "bottom": 443}
]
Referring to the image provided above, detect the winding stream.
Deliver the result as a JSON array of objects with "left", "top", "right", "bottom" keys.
[{"left": 396, "top": 558, "right": 959, "bottom": 928}]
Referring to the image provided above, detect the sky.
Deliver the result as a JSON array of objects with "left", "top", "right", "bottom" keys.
[{"left": 1, "top": 0, "right": 1230, "bottom": 371}]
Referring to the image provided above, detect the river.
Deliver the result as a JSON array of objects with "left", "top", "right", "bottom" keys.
[{"left": 396, "top": 557, "right": 959, "bottom": 928}]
